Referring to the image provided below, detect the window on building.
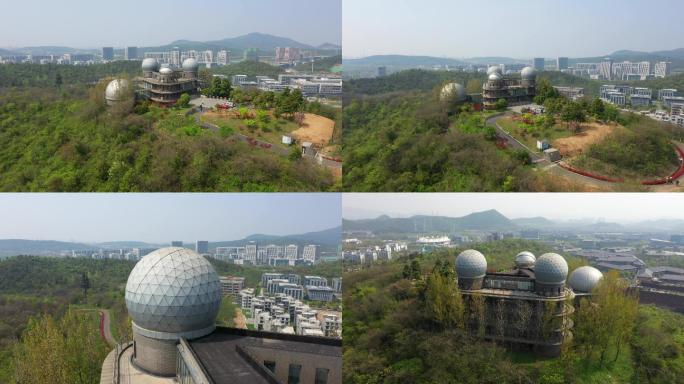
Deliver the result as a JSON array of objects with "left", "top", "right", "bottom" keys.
[
  {"left": 315, "top": 368, "right": 329, "bottom": 384},
  {"left": 264, "top": 360, "right": 276, "bottom": 373},
  {"left": 288, "top": 364, "right": 302, "bottom": 384}
]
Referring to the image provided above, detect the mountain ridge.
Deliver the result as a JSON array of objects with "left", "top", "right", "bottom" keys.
[{"left": 1, "top": 33, "right": 340, "bottom": 56}]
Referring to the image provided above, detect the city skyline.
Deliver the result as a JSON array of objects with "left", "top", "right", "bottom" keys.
[
  {"left": 343, "top": 0, "right": 684, "bottom": 58},
  {"left": 0, "top": 0, "right": 341, "bottom": 48},
  {"left": 0, "top": 193, "right": 341, "bottom": 243},
  {"left": 343, "top": 193, "right": 684, "bottom": 223}
]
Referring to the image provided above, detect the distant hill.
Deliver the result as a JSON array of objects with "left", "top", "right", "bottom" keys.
[
  {"left": 343, "top": 210, "right": 515, "bottom": 234},
  {"left": 0, "top": 227, "right": 341, "bottom": 257},
  {"left": 0, "top": 239, "right": 92, "bottom": 254},
  {"left": 344, "top": 55, "right": 468, "bottom": 69},
  {"left": 511, "top": 217, "right": 557, "bottom": 229},
  {"left": 318, "top": 43, "right": 342, "bottom": 51},
  {"left": 210, "top": 226, "right": 341, "bottom": 248},
  {"left": 2, "top": 33, "right": 340, "bottom": 58}
]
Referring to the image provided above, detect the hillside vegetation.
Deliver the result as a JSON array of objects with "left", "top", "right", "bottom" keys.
[
  {"left": 0, "top": 256, "right": 135, "bottom": 382},
  {"left": 0, "top": 85, "right": 335, "bottom": 191},
  {"left": 343, "top": 91, "right": 577, "bottom": 192},
  {"left": 0, "top": 62, "right": 141, "bottom": 87}
]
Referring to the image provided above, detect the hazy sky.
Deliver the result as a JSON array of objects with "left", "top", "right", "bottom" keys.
[
  {"left": 0, "top": 0, "right": 341, "bottom": 48},
  {"left": 343, "top": 193, "right": 684, "bottom": 223},
  {"left": 0, "top": 194, "right": 341, "bottom": 243},
  {"left": 344, "top": 0, "right": 684, "bottom": 59}
]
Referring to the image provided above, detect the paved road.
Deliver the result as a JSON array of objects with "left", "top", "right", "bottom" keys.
[{"left": 99, "top": 309, "right": 116, "bottom": 347}]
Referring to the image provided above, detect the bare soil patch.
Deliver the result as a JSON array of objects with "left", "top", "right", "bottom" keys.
[
  {"left": 553, "top": 122, "right": 622, "bottom": 157},
  {"left": 289, "top": 113, "right": 335, "bottom": 147}
]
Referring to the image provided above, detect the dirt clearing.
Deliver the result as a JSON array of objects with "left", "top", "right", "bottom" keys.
[
  {"left": 290, "top": 113, "right": 335, "bottom": 147},
  {"left": 553, "top": 122, "right": 622, "bottom": 157}
]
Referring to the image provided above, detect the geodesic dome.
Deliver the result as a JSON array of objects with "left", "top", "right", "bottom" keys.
[
  {"left": 440, "top": 82, "right": 467, "bottom": 103},
  {"left": 487, "top": 65, "right": 502, "bottom": 76},
  {"left": 105, "top": 79, "right": 129, "bottom": 104},
  {"left": 535, "top": 253, "right": 569, "bottom": 284},
  {"left": 456, "top": 249, "right": 487, "bottom": 278},
  {"left": 568, "top": 266, "right": 603, "bottom": 293},
  {"left": 515, "top": 251, "right": 536, "bottom": 268},
  {"left": 125, "top": 247, "right": 221, "bottom": 336},
  {"left": 521, "top": 66, "right": 537, "bottom": 80}
]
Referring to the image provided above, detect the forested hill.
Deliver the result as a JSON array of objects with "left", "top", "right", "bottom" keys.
[
  {"left": 346, "top": 68, "right": 684, "bottom": 98},
  {"left": 0, "top": 61, "right": 141, "bottom": 87},
  {"left": 343, "top": 210, "right": 514, "bottom": 234},
  {"left": 344, "top": 69, "right": 486, "bottom": 97}
]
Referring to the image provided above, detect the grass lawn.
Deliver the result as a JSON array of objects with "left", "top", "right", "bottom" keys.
[
  {"left": 216, "top": 297, "right": 237, "bottom": 327},
  {"left": 497, "top": 116, "right": 574, "bottom": 153},
  {"left": 201, "top": 110, "right": 300, "bottom": 149}
]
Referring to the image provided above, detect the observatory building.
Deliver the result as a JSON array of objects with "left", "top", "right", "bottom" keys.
[
  {"left": 482, "top": 66, "right": 537, "bottom": 109},
  {"left": 103, "top": 247, "right": 341, "bottom": 384},
  {"left": 104, "top": 79, "right": 130, "bottom": 106},
  {"left": 137, "top": 58, "right": 200, "bottom": 105},
  {"left": 455, "top": 249, "right": 593, "bottom": 357}
]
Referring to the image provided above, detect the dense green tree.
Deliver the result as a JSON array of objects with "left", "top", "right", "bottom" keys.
[
  {"left": 176, "top": 93, "right": 191, "bottom": 108},
  {"left": 495, "top": 98, "right": 508, "bottom": 111}
]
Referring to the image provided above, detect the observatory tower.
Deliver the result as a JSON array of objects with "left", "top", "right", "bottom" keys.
[{"left": 125, "top": 247, "right": 221, "bottom": 376}]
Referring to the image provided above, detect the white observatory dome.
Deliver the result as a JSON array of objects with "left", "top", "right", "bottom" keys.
[
  {"left": 105, "top": 79, "right": 130, "bottom": 103},
  {"left": 125, "top": 247, "right": 221, "bottom": 337},
  {"left": 535, "top": 253, "right": 569, "bottom": 284},
  {"left": 141, "top": 58, "right": 159, "bottom": 72},
  {"left": 488, "top": 72, "right": 502, "bottom": 81},
  {"left": 182, "top": 58, "right": 199, "bottom": 71},
  {"left": 456, "top": 249, "right": 487, "bottom": 278},
  {"left": 568, "top": 266, "right": 603, "bottom": 293},
  {"left": 521, "top": 66, "right": 538, "bottom": 80},
  {"left": 487, "top": 65, "right": 502, "bottom": 76},
  {"left": 440, "top": 83, "right": 467, "bottom": 103},
  {"left": 515, "top": 251, "right": 536, "bottom": 268}
]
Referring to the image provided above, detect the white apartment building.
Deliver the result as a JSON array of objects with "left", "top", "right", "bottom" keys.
[
  {"left": 217, "top": 50, "right": 229, "bottom": 66},
  {"left": 655, "top": 61, "right": 671, "bottom": 78},
  {"left": 302, "top": 245, "right": 319, "bottom": 263}
]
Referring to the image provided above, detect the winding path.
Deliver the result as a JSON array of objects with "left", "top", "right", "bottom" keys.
[{"left": 486, "top": 113, "right": 684, "bottom": 191}]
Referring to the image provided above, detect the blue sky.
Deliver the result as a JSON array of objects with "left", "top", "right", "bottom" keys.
[
  {"left": 343, "top": 193, "right": 683, "bottom": 222},
  {"left": 344, "top": 0, "right": 684, "bottom": 58},
  {"left": 1, "top": 0, "right": 341, "bottom": 48},
  {"left": 0, "top": 194, "right": 341, "bottom": 243}
]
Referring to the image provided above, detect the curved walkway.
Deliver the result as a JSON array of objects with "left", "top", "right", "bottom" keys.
[{"left": 486, "top": 113, "right": 684, "bottom": 191}]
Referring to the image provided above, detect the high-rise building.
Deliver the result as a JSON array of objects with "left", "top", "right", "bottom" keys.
[
  {"left": 655, "top": 61, "right": 671, "bottom": 78},
  {"left": 125, "top": 46, "right": 138, "bottom": 60},
  {"left": 246, "top": 242, "right": 258, "bottom": 263},
  {"left": 377, "top": 66, "right": 387, "bottom": 77},
  {"left": 533, "top": 58, "right": 545, "bottom": 70},
  {"left": 556, "top": 57, "right": 569, "bottom": 71},
  {"left": 171, "top": 241, "right": 183, "bottom": 247},
  {"left": 244, "top": 48, "right": 259, "bottom": 62},
  {"left": 196, "top": 240, "right": 209, "bottom": 254},
  {"left": 217, "top": 49, "right": 230, "bottom": 66},
  {"left": 275, "top": 47, "right": 302, "bottom": 64},
  {"left": 102, "top": 47, "right": 114, "bottom": 61},
  {"left": 302, "top": 245, "right": 319, "bottom": 263},
  {"left": 285, "top": 244, "right": 299, "bottom": 260},
  {"left": 598, "top": 58, "right": 613, "bottom": 80}
]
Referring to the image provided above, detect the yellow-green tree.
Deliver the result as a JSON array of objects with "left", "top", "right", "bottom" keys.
[
  {"left": 12, "top": 310, "right": 109, "bottom": 384},
  {"left": 424, "top": 272, "right": 464, "bottom": 330}
]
